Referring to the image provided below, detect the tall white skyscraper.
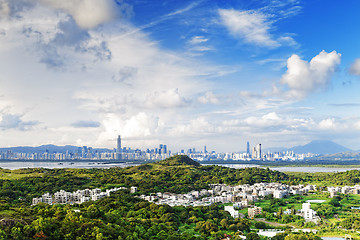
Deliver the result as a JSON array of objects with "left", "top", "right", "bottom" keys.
[
  {"left": 117, "top": 135, "right": 122, "bottom": 161},
  {"left": 256, "top": 144, "right": 261, "bottom": 159}
]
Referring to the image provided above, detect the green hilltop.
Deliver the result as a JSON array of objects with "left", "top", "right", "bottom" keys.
[{"left": 156, "top": 154, "right": 201, "bottom": 167}]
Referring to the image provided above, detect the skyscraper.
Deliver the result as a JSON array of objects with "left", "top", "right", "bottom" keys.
[
  {"left": 246, "top": 142, "right": 250, "bottom": 155},
  {"left": 117, "top": 135, "right": 122, "bottom": 161},
  {"left": 256, "top": 144, "right": 261, "bottom": 159}
]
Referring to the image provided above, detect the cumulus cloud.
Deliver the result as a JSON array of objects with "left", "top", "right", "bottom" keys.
[
  {"left": 145, "top": 89, "right": 189, "bottom": 109},
  {"left": 219, "top": 9, "right": 281, "bottom": 47},
  {"left": 318, "top": 118, "right": 337, "bottom": 130},
  {"left": 281, "top": 50, "right": 341, "bottom": 99},
  {"left": 71, "top": 120, "right": 100, "bottom": 128},
  {"left": 38, "top": 0, "right": 132, "bottom": 29},
  {"left": 52, "top": 19, "right": 90, "bottom": 46},
  {"left": 0, "top": 113, "right": 39, "bottom": 131},
  {"left": 349, "top": 58, "right": 360, "bottom": 75},
  {"left": 244, "top": 112, "right": 281, "bottom": 127},
  {"left": 122, "top": 112, "right": 159, "bottom": 137},
  {"left": 100, "top": 112, "right": 159, "bottom": 140}
]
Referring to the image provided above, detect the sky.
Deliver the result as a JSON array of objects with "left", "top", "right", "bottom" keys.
[{"left": 1, "top": 0, "right": 360, "bottom": 152}]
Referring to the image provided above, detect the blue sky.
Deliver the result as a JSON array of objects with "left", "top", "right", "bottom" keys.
[{"left": 0, "top": 0, "right": 360, "bottom": 152}]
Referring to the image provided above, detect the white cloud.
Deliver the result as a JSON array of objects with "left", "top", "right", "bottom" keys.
[
  {"left": 145, "top": 89, "right": 189, "bottom": 109},
  {"left": 198, "top": 92, "right": 220, "bottom": 104},
  {"left": 122, "top": 112, "right": 159, "bottom": 138},
  {"left": 169, "top": 117, "right": 215, "bottom": 137},
  {"left": 38, "top": 0, "right": 131, "bottom": 29},
  {"left": 349, "top": 58, "right": 360, "bottom": 75},
  {"left": 218, "top": 9, "right": 279, "bottom": 47},
  {"left": 281, "top": 50, "right": 341, "bottom": 99},
  {"left": 187, "top": 36, "right": 212, "bottom": 54},
  {"left": 278, "top": 36, "right": 297, "bottom": 46},
  {"left": 189, "top": 36, "right": 208, "bottom": 45},
  {"left": 97, "top": 112, "right": 159, "bottom": 145},
  {"left": 244, "top": 112, "right": 281, "bottom": 127},
  {"left": 318, "top": 118, "right": 337, "bottom": 130},
  {"left": 0, "top": 113, "right": 39, "bottom": 131},
  {"left": 354, "top": 120, "right": 360, "bottom": 130}
]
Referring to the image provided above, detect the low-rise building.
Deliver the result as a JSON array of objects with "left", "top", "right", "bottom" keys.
[
  {"left": 32, "top": 187, "right": 125, "bottom": 205},
  {"left": 224, "top": 205, "right": 240, "bottom": 218},
  {"left": 248, "top": 206, "right": 262, "bottom": 218},
  {"left": 301, "top": 203, "right": 318, "bottom": 222},
  {"left": 130, "top": 186, "right": 138, "bottom": 193}
]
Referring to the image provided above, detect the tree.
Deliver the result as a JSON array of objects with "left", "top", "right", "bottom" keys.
[
  {"left": 278, "top": 207, "right": 284, "bottom": 217},
  {"left": 247, "top": 232, "right": 260, "bottom": 240},
  {"left": 220, "top": 219, "right": 229, "bottom": 229},
  {"left": 272, "top": 232, "right": 288, "bottom": 240},
  {"left": 33, "top": 231, "right": 48, "bottom": 240},
  {"left": 254, "top": 221, "right": 266, "bottom": 229}
]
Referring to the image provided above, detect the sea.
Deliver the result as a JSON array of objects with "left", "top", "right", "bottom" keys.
[{"left": 1, "top": 161, "right": 360, "bottom": 172}]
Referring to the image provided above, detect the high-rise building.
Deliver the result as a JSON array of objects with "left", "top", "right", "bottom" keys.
[
  {"left": 117, "top": 135, "right": 122, "bottom": 161},
  {"left": 252, "top": 147, "right": 256, "bottom": 159},
  {"left": 256, "top": 144, "right": 261, "bottom": 159},
  {"left": 204, "top": 145, "right": 207, "bottom": 153},
  {"left": 159, "top": 144, "right": 167, "bottom": 154},
  {"left": 82, "top": 146, "right": 87, "bottom": 158},
  {"left": 246, "top": 142, "right": 250, "bottom": 155}
]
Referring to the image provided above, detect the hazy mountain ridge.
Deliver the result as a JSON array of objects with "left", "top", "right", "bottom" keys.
[
  {"left": 289, "top": 140, "right": 352, "bottom": 155},
  {"left": 263, "top": 140, "right": 354, "bottom": 155},
  {"left": 0, "top": 144, "right": 112, "bottom": 154},
  {"left": 0, "top": 140, "right": 355, "bottom": 156}
]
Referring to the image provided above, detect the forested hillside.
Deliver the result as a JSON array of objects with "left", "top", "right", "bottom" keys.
[{"left": 0, "top": 155, "right": 359, "bottom": 239}]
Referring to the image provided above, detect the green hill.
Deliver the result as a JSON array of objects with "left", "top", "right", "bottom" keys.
[{"left": 156, "top": 155, "right": 200, "bottom": 167}]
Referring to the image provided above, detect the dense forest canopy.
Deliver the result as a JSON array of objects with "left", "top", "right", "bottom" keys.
[{"left": 1, "top": 155, "right": 360, "bottom": 239}]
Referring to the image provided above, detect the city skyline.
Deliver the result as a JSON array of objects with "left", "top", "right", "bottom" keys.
[{"left": 1, "top": 1, "right": 360, "bottom": 152}]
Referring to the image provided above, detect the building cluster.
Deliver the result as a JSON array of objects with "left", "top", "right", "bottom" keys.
[
  {"left": 0, "top": 137, "right": 317, "bottom": 161},
  {"left": 187, "top": 150, "right": 315, "bottom": 162},
  {"left": 328, "top": 185, "right": 360, "bottom": 197},
  {"left": 1, "top": 136, "right": 171, "bottom": 161},
  {"left": 139, "top": 182, "right": 330, "bottom": 222},
  {"left": 139, "top": 182, "right": 316, "bottom": 207},
  {"left": 180, "top": 142, "right": 316, "bottom": 161},
  {"left": 32, "top": 187, "right": 125, "bottom": 205}
]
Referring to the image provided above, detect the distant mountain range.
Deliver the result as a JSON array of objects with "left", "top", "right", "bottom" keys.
[
  {"left": 0, "top": 144, "right": 112, "bottom": 154},
  {"left": 0, "top": 140, "right": 355, "bottom": 156},
  {"left": 263, "top": 140, "right": 353, "bottom": 155},
  {"left": 289, "top": 140, "right": 352, "bottom": 155}
]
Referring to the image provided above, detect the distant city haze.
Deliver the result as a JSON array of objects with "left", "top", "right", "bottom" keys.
[{"left": 0, "top": 139, "right": 354, "bottom": 161}]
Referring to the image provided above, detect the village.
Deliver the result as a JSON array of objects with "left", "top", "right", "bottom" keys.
[
  {"left": 31, "top": 186, "right": 126, "bottom": 205},
  {"left": 31, "top": 181, "right": 360, "bottom": 226},
  {"left": 138, "top": 182, "right": 360, "bottom": 223}
]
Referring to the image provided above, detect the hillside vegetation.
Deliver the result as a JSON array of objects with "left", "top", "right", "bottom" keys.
[{"left": 1, "top": 156, "right": 360, "bottom": 239}]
